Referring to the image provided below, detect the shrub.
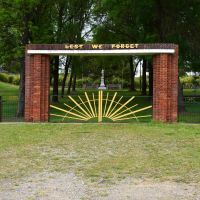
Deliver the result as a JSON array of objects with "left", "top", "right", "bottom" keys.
[
  {"left": 0, "top": 73, "right": 20, "bottom": 85},
  {"left": 8, "top": 75, "right": 14, "bottom": 83},
  {"left": 76, "top": 79, "right": 83, "bottom": 88},
  {"left": 0, "top": 73, "right": 9, "bottom": 83},
  {"left": 93, "top": 79, "right": 100, "bottom": 85},
  {"left": 196, "top": 78, "right": 200, "bottom": 86},
  {"left": 122, "top": 80, "right": 129, "bottom": 88},
  {"left": 77, "top": 77, "right": 98, "bottom": 88},
  {"left": 112, "top": 77, "right": 122, "bottom": 84},
  {"left": 13, "top": 75, "right": 20, "bottom": 85},
  {"left": 180, "top": 76, "right": 200, "bottom": 88}
]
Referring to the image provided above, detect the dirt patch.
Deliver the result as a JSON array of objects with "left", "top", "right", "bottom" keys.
[
  {"left": 96, "top": 178, "right": 200, "bottom": 200},
  {"left": 0, "top": 172, "right": 87, "bottom": 200},
  {"left": 0, "top": 173, "right": 200, "bottom": 200}
]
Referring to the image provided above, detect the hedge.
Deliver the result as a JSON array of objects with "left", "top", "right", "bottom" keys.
[
  {"left": 180, "top": 76, "right": 200, "bottom": 88},
  {"left": 0, "top": 73, "right": 20, "bottom": 85}
]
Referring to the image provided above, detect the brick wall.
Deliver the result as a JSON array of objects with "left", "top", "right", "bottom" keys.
[
  {"left": 153, "top": 47, "right": 178, "bottom": 122},
  {"left": 25, "top": 54, "right": 50, "bottom": 122}
]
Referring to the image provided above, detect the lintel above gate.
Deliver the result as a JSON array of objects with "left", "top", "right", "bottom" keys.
[{"left": 26, "top": 43, "right": 177, "bottom": 56}]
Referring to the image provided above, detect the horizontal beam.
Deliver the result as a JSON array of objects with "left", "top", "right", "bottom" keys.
[{"left": 27, "top": 49, "right": 175, "bottom": 56}]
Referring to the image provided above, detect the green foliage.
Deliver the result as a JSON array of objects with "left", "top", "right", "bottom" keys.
[
  {"left": 76, "top": 79, "right": 83, "bottom": 88},
  {"left": 12, "top": 75, "right": 20, "bottom": 85},
  {"left": 196, "top": 78, "right": 200, "bottom": 86},
  {"left": 0, "top": 0, "right": 200, "bottom": 101},
  {"left": 76, "top": 77, "right": 93, "bottom": 88},
  {"left": 0, "top": 73, "right": 8, "bottom": 83},
  {"left": 73, "top": 76, "right": 141, "bottom": 89},
  {"left": 8, "top": 75, "right": 14, "bottom": 84},
  {"left": 180, "top": 76, "right": 200, "bottom": 88},
  {"left": 111, "top": 77, "right": 122, "bottom": 84},
  {"left": 93, "top": 0, "right": 200, "bottom": 72},
  {"left": 0, "top": 73, "right": 20, "bottom": 85},
  {"left": 0, "top": 0, "right": 43, "bottom": 67}
]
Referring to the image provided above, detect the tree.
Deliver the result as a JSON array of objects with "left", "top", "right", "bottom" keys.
[
  {"left": 49, "top": 0, "right": 94, "bottom": 97},
  {"left": 0, "top": 0, "right": 95, "bottom": 107},
  {"left": 61, "top": 56, "right": 71, "bottom": 97},
  {"left": 93, "top": 0, "right": 200, "bottom": 100},
  {"left": 141, "top": 59, "right": 147, "bottom": 95},
  {"left": 0, "top": 0, "right": 51, "bottom": 116}
]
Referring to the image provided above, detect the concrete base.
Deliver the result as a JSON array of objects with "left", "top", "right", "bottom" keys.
[{"left": 98, "top": 86, "right": 107, "bottom": 90}]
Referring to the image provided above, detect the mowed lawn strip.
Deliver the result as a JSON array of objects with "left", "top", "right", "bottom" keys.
[
  {"left": 0, "top": 123, "right": 200, "bottom": 183},
  {"left": 0, "top": 82, "right": 19, "bottom": 96}
]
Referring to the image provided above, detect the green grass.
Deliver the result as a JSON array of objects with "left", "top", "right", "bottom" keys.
[
  {"left": 0, "top": 82, "right": 20, "bottom": 121},
  {"left": 184, "top": 88, "right": 200, "bottom": 96},
  {"left": 0, "top": 123, "right": 200, "bottom": 183},
  {"left": 0, "top": 81, "right": 19, "bottom": 96}
]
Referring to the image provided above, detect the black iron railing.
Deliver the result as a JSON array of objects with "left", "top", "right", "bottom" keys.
[
  {"left": 0, "top": 94, "right": 199, "bottom": 123},
  {"left": 0, "top": 96, "right": 24, "bottom": 122},
  {"left": 178, "top": 96, "right": 200, "bottom": 123}
]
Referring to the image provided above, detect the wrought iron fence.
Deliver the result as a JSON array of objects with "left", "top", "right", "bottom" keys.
[
  {"left": 178, "top": 96, "right": 200, "bottom": 123},
  {"left": 0, "top": 94, "right": 199, "bottom": 123},
  {"left": 0, "top": 96, "right": 24, "bottom": 122}
]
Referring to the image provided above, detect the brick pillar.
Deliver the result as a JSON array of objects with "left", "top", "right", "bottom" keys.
[
  {"left": 153, "top": 47, "right": 178, "bottom": 122},
  {"left": 25, "top": 54, "right": 50, "bottom": 122}
]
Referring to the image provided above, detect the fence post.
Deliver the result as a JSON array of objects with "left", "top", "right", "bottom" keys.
[{"left": 0, "top": 96, "right": 2, "bottom": 122}]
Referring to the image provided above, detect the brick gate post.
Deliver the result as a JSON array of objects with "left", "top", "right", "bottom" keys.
[
  {"left": 153, "top": 46, "right": 178, "bottom": 122},
  {"left": 25, "top": 54, "right": 50, "bottom": 122}
]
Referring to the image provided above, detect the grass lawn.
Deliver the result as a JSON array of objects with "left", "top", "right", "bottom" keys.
[
  {"left": 184, "top": 88, "right": 200, "bottom": 96},
  {"left": 0, "top": 82, "right": 20, "bottom": 121},
  {"left": 0, "top": 123, "right": 200, "bottom": 183},
  {"left": 0, "top": 82, "right": 19, "bottom": 96}
]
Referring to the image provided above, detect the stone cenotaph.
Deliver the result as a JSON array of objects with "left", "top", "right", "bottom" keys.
[{"left": 98, "top": 69, "right": 107, "bottom": 90}]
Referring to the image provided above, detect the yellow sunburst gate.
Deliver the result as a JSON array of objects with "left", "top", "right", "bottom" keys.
[{"left": 50, "top": 91, "right": 152, "bottom": 122}]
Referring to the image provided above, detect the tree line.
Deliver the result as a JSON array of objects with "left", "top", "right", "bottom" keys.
[{"left": 0, "top": 0, "right": 200, "bottom": 116}]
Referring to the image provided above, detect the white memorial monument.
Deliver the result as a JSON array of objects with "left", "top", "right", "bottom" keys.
[{"left": 98, "top": 69, "right": 107, "bottom": 90}]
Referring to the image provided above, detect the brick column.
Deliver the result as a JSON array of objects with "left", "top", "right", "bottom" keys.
[
  {"left": 25, "top": 54, "right": 50, "bottom": 122},
  {"left": 153, "top": 47, "right": 178, "bottom": 122}
]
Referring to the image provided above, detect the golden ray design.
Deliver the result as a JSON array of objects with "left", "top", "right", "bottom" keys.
[{"left": 50, "top": 91, "right": 152, "bottom": 122}]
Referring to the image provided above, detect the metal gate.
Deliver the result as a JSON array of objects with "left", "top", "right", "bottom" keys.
[{"left": 49, "top": 91, "right": 153, "bottom": 123}]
